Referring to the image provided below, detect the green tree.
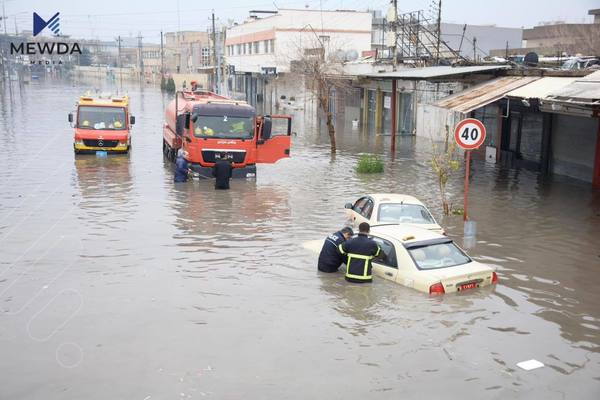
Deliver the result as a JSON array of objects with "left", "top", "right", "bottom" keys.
[{"left": 431, "top": 126, "right": 461, "bottom": 215}]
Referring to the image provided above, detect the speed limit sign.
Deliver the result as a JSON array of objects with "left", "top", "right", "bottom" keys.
[{"left": 454, "top": 118, "right": 486, "bottom": 150}]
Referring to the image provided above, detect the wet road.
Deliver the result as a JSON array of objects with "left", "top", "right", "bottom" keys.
[{"left": 0, "top": 81, "right": 599, "bottom": 399}]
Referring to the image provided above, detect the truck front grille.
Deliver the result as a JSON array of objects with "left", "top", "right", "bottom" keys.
[
  {"left": 83, "top": 139, "right": 119, "bottom": 147},
  {"left": 201, "top": 150, "right": 246, "bottom": 164}
]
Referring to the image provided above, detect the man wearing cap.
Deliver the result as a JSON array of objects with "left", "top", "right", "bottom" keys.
[{"left": 318, "top": 227, "right": 354, "bottom": 273}]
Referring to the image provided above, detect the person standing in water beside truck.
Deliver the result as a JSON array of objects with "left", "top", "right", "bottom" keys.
[
  {"left": 174, "top": 149, "right": 189, "bottom": 183},
  {"left": 212, "top": 152, "right": 233, "bottom": 190}
]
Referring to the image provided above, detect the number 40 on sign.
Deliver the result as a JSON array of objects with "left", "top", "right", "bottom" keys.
[{"left": 454, "top": 118, "right": 486, "bottom": 221}]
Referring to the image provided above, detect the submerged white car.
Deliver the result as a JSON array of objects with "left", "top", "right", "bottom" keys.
[
  {"left": 306, "top": 225, "right": 497, "bottom": 294},
  {"left": 344, "top": 193, "right": 444, "bottom": 234}
]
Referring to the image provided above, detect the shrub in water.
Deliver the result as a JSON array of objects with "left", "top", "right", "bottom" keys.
[{"left": 356, "top": 154, "right": 384, "bottom": 173}]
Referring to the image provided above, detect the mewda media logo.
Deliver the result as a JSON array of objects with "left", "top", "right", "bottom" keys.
[{"left": 33, "top": 12, "right": 61, "bottom": 36}]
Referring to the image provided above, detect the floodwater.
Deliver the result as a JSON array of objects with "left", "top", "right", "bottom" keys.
[{"left": 0, "top": 80, "right": 599, "bottom": 399}]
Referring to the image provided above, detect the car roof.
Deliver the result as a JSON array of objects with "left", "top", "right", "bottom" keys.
[
  {"left": 370, "top": 224, "right": 444, "bottom": 244},
  {"left": 367, "top": 193, "right": 424, "bottom": 205}
]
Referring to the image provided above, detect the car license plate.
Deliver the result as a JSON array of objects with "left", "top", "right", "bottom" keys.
[{"left": 459, "top": 282, "right": 478, "bottom": 291}]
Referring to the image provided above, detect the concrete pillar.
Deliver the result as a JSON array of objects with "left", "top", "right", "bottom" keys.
[
  {"left": 540, "top": 113, "right": 553, "bottom": 175},
  {"left": 362, "top": 88, "right": 369, "bottom": 134},
  {"left": 375, "top": 87, "right": 382, "bottom": 133},
  {"left": 391, "top": 79, "right": 397, "bottom": 152},
  {"left": 593, "top": 118, "right": 600, "bottom": 189}
]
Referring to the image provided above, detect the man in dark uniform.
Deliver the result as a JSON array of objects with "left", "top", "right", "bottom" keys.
[
  {"left": 318, "top": 227, "right": 354, "bottom": 273},
  {"left": 339, "top": 222, "right": 380, "bottom": 283},
  {"left": 212, "top": 152, "right": 233, "bottom": 190}
]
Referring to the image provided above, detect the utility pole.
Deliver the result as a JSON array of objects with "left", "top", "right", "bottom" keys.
[
  {"left": 2, "top": 0, "right": 7, "bottom": 35},
  {"left": 211, "top": 10, "right": 218, "bottom": 93},
  {"left": 117, "top": 36, "right": 123, "bottom": 92},
  {"left": 473, "top": 36, "right": 477, "bottom": 63},
  {"left": 137, "top": 33, "right": 144, "bottom": 81},
  {"left": 392, "top": 0, "right": 398, "bottom": 69},
  {"left": 505, "top": 40, "right": 509, "bottom": 60},
  {"left": 435, "top": 0, "right": 442, "bottom": 65},
  {"left": 160, "top": 31, "right": 165, "bottom": 77}
]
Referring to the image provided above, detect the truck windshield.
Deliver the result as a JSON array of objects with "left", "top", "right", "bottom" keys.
[
  {"left": 193, "top": 116, "right": 254, "bottom": 139},
  {"left": 78, "top": 106, "right": 126, "bottom": 130}
]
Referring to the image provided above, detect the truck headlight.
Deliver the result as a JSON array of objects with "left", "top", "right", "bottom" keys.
[{"left": 74, "top": 140, "right": 84, "bottom": 145}]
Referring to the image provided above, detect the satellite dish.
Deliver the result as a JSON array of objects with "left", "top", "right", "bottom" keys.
[{"left": 524, "top": 52, "right": 539, "bottom": 67}]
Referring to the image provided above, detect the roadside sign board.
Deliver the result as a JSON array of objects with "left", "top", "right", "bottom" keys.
[{"left": 454, "top": 118, "right": 486, "bottom": 150}]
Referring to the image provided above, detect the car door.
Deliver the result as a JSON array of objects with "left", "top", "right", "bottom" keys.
[
  {"left": 351, "top": 197, "right": 374, "bottom": 228},
  {"left": 371, "top": 236, "right": 398, "bottom": 282},
  {"left": 348, "top": 197, "right": 368, "bottom": 226}
]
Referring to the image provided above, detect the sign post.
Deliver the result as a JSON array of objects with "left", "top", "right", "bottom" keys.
[{"left": 454, "top": 118, "right": 486, "bottom": 221}]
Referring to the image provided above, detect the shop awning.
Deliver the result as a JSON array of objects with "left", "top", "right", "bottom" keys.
[
  {"left": 506, "top": 77, "right": 577, "bottom": 99},
  {"left": 359, "top": 65, "right": 510, "bottom": 80},
  {"left": 435, "top": 76, "right": 540, "bottom": 113},
  {"left": 543, "top": 71, "right": 600, "bottom": 107}
]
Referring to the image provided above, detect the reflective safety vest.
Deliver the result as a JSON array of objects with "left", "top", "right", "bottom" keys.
[{"left": 339, "top": 234, "right": 381, "bottom": 283}]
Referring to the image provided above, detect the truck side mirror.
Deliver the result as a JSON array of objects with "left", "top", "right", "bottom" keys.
[
  {"left": 262, "top": 116, "right": 272, "bottom": 140},
  {"left": 129, "top": 115, "right": 135, "bottom": 125},
  {"left": 176, "top": 113, "right": 189, "bottom": 136},
  {"left": 68, "top": 113, "right": 73, "bottom": 123},
  {"left": 191, "top": 112, "right": 198, "bottom": 123}
]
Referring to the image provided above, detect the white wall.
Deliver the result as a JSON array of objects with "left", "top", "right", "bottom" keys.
[{"left": 226, "top": 9, "right": 372, "bottom": 74}]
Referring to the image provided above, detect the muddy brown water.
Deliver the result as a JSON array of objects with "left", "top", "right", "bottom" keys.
[{"left": 0, "top": 81, "right": 599, "bottom": 399}]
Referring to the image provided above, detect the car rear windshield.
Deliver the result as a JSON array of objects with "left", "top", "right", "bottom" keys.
[
  {"left": 378, "top": 203, "right": 435, "bottom": 224},
  {"left": 407, "top": 242, "right": 471, "bottom": 270},
  {"left": 78, "top": 106, "right": 126, "bottom": 130},
  {"left": 193, "top": 116, "right": 254, "bottom": 139}
]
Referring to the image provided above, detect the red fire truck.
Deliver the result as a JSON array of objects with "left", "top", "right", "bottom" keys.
[{"left": 163, "top": 91, "right": 291, "bottom": 178}]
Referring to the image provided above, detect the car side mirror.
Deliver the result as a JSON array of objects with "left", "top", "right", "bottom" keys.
[
  {"left": 344, "top": 203, "right": 353, "bottom": 209},
  {"left": 129, "top": 115, "right": 135, "bottom": 125},
  {"left": 68, "top": 113, "right": 73, "bottom": 123},
  {"left": 262, "top": 116, "right": 272, "bottom": 140}
]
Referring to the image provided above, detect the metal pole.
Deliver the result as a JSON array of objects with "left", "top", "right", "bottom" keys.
[
  {"left": 391, "top": 78, "right": 397, "bottom": 153},
  {"left": 435, "top": 0, "right": 442, "bottom": 64},
  {"left": 117, "top": 35, "right": 122, "bottom": 92},
  {"left": 473, "top": 37, "right": 477, "bottom": 63},
  {"left": 160, "top": 31, "right": 164, "bottom": 77},
  {"left": 458, "top": 24, "right": 466, "bottom": 55},
  {"left": 211, "top": 10, "right": 217, "bottom": 93},
  {"left": 392, "top": 0, "right": 398, "bottom": 69},
  {"left": 2, "top": 0, "right": 7, "bottom": 35},
  {"left": 463, "top": 150, "right": 471, "bottom": 221}
]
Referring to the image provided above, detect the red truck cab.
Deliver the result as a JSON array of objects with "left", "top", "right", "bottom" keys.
[
  {"left": 69, "top": 94, "right": 135, "bottom": 154},
  {"left": 163, "top": 91, "right": 291, "bottom": 178}
]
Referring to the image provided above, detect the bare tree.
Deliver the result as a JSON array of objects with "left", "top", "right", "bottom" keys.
[
  {"left": 286, "top": 29, "right": 353, "bottom": 153},
  {"left": 430, "top": 125, "right": 460, "bottom": 215}
]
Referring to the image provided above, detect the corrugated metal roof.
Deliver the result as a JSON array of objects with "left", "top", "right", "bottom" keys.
[
  {"left": 359, "top": 65, "right": 511, "bottom": 80},
  {"left": 544, "top": 70, "right": 600, "bottom": 107},
  {"left": 435, "top": 76, "right": 540, "bottom": 113},
  {"left": 506, "top": 77, "right": 577, "bottom": 99}
]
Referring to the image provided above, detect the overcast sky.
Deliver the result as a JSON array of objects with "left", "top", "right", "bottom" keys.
[{"left": 4, "top": 0, "right": 598, "bottom": 43}]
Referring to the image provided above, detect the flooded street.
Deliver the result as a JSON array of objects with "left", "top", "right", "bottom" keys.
[{"left": 1, "top": 81, "right": 599, "bottom": 399}]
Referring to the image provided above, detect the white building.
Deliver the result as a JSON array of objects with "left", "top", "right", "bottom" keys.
[{"left": 224, "top": 8, "right": 372, "bottom": 113}]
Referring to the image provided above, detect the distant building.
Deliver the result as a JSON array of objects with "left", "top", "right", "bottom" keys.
[
  {"left": 225, "top": 8, "right": 372, "bottom": 112},
  {"left": 164, "top": 31, "right": 211, "bottom": 73},
  {"left": 491, "top": 8, "right": 600, "bottom": 57}
]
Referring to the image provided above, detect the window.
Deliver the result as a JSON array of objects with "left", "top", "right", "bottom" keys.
[
  {"left": 264, "top": 40, "right": 269, "bottom": 53},
  {"left": 361, "top": 199, "right": 374, "bottom": 219},
  {"left": 253, "top": 41, "right": 260, "bottom": 53},
  {"left": 248, "top": 42, "right": 252, "bottom": 54},
  {"left": 77, "top": 106, "right": 126, "bottom": 130},
  {"left": 236, "top": 44, "right": 241, "bottom": 55},
  {"left": 377, "top": 203, "right": 435, "bottom": 224},
  {"left": 318, "top": 35, "right": 330, "bottom": 44},
  {"left": 407, "top": 241, "right": 471, "bottom": 270},
  {"left": 371, "top": 236, "right": 398, "bottom": 268},
  {"left": 353, "top": 197, "right": 369, "bottom": 214},
  {"left": 193, "top": 115, "right": 255, "bottom": 140},
  {"left": 269, "top": 39, "right": 275, "bottom": 53}
]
